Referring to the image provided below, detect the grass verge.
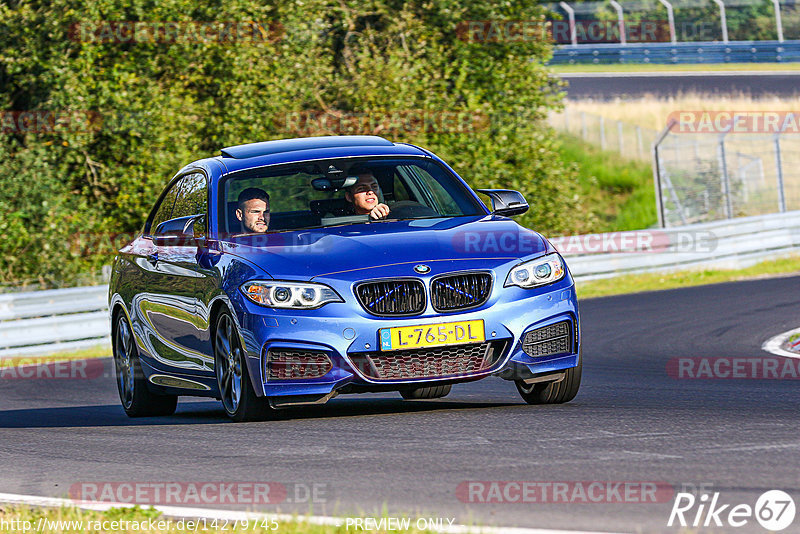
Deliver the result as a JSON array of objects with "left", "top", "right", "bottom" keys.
[
  {"left": 0, "top": 345, "right": 110, "bottom": 368},
  {"left": 0, "top": 505, "right": 440, "bottom": 534},
  {"left": 550, "top": 62, "right": 800, "bottom": 74},
  {"left": 557, "top": 132, "right": 657, "bottom": 233},
  {"left": 576, "top": 254, "right": 800, "bottom": 299},
  {"left": 562, "top": 93, "right": 800, "bottom": 132}
]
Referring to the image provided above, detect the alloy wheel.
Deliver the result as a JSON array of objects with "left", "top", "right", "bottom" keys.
[
  {"left": 114, "top": 315, "right": 135, "bottom": 409},
  {"left": 215, "top": 314, "right": 243, "bottom": 415}
]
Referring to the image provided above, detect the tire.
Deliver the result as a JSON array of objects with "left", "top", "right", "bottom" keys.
[
  {"left": 515, "top": 353, "right": 582, "bottom": 405},
  {"left": 113, "top": 312, "right": 178, "bottom": 417},
  {"left": 400, "top": 384, "right": 452, "bottom": 400},
  {"left": 214, "top": 311, "right": 273, "bottom": 422}
]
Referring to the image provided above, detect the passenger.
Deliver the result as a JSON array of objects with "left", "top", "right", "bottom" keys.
[
  {"left": 235, "top": 188, "right": 270, "bottom": 233},
  {"left": 344, "top": 173, "right": 390, "bottom": 220}
]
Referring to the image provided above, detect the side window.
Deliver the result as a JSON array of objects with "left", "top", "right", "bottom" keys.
[
  {"left": 390, "top": 172, "right": 411, "bottom": 202},
  {"left": 148, "top": 180, "right": 183, "bottom": 235},
  {"left": 172, "top": 172, "right": 208, "bottom": 220},
  {"left": 400, "top": 165, "right": 461, "bottom": 216}
]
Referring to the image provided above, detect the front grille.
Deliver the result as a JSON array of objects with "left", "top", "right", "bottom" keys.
[
  {"left": 349, "top": 341, "right": 505, "bottom": 381},
  {"left": 266, "top": 350, "right": 332, "bottom": 380},
  {"left": 355, "top": 279, "right": 426, "bottom": 316},
  {"left": 431, "top": 272, "right": 492, "bottom": 312},
  {"left": 522, "top": 321, "right": 572, "bottom": 358}
]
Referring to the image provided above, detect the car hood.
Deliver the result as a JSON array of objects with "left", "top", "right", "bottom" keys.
[{"left": 219, "top": 216, "right": 550, "bottom": 281}]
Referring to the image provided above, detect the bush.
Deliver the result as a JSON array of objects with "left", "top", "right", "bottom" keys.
[{"left": 0, "top": 0, "right": 583, "bottom": 287}]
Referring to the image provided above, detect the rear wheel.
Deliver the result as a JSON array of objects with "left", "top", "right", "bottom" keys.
[
  {"left": 400, "top": 384, "right": 452, "bottom": 400},
  {"left": 113, "top": 313, "right": 177, "bottom": 417},
  {"left": 515, "top": 354, "right": 582, "bottom": 405},
  {"left": 214, "top": 311, "right": 273, "bottom": 422}
]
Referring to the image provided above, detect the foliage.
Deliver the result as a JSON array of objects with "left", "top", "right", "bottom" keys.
[
  {"left": 556, "top": 133, "right": 657, "bottom": 234},
  {"left": 0, "top": 0, "right": 586, "bottom": 287}
]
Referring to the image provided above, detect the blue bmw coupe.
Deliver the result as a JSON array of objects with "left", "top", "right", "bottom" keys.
[{"left": 109, "top": 135, "right": 581, "bottom": 421}]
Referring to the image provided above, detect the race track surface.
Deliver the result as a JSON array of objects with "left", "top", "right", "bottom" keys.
[
  {"left": 561, "top": 71, "right": 800, "bottom": 100},
  {"left": 1, "top": 276, "right": 799, "bottom": 533}
]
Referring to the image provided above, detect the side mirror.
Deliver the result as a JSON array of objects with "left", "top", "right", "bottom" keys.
[
  {"left": 153, "top": 214, "right": 206, "bottom": 246},
  {"left": 476, "top": 189, "right": 529, "bottom": 216}
]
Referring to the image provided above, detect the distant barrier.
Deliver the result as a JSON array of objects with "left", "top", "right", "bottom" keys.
[
  {"left": 549, "top": 40, "right": 800, "bottom": 64},
  {"left": 0, "top": 286, "right": 109, "bottom": 358},
  {"left": 560, "top": 210, "right": 800, "bottom": 280}
]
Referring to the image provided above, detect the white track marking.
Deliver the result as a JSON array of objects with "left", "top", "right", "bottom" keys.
[{"left": 762, "top": 327, "right": 800, "bottom": 360}]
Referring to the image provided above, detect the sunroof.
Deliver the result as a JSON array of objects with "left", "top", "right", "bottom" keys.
[{"left": 220, "top": 136, "right": 394, "bottom": 159}]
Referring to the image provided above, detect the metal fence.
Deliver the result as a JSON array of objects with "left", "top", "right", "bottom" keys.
[
  {"left": 550, "top": 109, "right": 800, "bottom": 227},
  {"left": 653, "top": 120, "right": 800, "bottom": 226},
  {"left": 550, "top": 108, "right": 659, "bottom": 161}
]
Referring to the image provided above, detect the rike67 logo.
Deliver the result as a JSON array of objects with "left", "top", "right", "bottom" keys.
[{"left": 668, "top": 490, "right": 796, "bottom": 531}]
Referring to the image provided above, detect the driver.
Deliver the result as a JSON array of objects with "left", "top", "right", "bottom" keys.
[
  {"left": 235, "top": 188, "right": 270, "bottom": 233},
  {"left": 345, "top": 173, "right": 390, "bottom": 220}
]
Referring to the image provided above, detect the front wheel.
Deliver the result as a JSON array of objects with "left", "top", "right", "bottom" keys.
[
  {"left": 515, "top": 354, "right": 581, "bottom": 405},
  {"left": 214, "top": 311, "right": 273, "bottom": 422},
  {"left": 113, "top": 313, "right": 177, "bottom": 417}
]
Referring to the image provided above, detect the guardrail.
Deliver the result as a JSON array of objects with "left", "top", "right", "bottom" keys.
[
  {"left": 1, "top": 211, "right": 798, "bottom": 358},
  {"left": 0, "top": 286, "right": 109, "bottom": 358},
  {"left": 549, "top": 40, "right": 800, "bottom": 64},
  {"left": 560, "top": 210, "right": 800, "bottom": 280}
]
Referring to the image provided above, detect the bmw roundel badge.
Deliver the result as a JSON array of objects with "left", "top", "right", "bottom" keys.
[{"left": 414, "top": 264, "right": 431, "bottom": 274}]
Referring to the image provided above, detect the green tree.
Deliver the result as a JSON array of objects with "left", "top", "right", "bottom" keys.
[{"left": 0, "top": 0, "right": 582, "bottom": 288}]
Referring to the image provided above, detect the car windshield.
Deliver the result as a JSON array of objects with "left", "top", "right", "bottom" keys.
[{"left": 219, "top": 157, "right": 486, "bottom": 236}]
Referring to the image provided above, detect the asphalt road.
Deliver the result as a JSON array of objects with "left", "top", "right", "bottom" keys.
[
  {"left": 561, "top": 71, "right": 800, "bottom": 99},
  {"left": 1, "top": 276, "right": 799, "bottom": 533}
]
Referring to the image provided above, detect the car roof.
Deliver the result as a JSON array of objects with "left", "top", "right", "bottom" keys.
[{"left": 214, "top": 136, "right": 431, "bottom": 174}]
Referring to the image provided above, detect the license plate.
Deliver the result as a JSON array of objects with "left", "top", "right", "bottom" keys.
[{"left": 379, "top": 320, "right": 485, "bottom": 351}]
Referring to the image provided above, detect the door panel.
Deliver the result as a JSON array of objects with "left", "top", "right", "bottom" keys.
[{"left": 134, "top": 171, "right": 214, "bottom": 373}]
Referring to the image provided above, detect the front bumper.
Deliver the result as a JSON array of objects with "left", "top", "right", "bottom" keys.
[{"left": 234, "top": 277, "right": 580, "bottom": 399}]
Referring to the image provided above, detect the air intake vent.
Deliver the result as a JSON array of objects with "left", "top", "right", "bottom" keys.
[
  {"left": 431, "top": 272, "right": 492, "bottom": 312},
  {"left": 266, "top": 350, "right": 332, "bottom": 380},
  {"left": 349, "top": 341, "right": 506, "bottom": 381},
  {"left": 522, "top": 321, "right": 572, "bottom": 358},
  {"left": 355, "top": 279, "right": 426, "bottom": 316}
]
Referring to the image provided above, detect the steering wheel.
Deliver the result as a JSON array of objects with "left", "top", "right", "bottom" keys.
[{"left": 389, "top": 201, "right": 440, "bottom": 218}]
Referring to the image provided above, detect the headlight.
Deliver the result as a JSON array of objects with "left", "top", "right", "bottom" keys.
[
  {"left": 505, "top": 253, "right": 565, "bottom": 288},
  {"left": 241, "top": 281, "right": 343, "bottom": 309}
]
